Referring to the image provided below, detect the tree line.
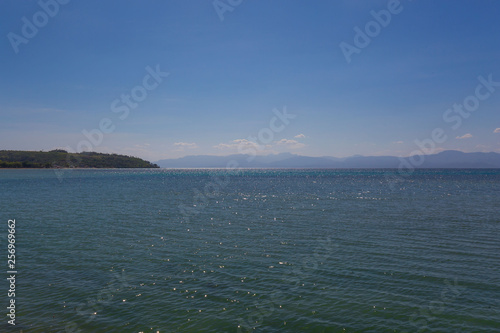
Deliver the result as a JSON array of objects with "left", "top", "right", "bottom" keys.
[{"left": 0, "top": 150, "right": 159, "bottom": 168}]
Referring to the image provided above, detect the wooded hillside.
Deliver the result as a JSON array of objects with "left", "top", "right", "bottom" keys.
[{"left": 0, "top": 150, "right": 159, "bottom": 168}]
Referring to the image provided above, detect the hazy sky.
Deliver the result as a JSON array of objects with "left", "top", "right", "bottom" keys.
[{"left": 2, "top": 0, "right": 500, "bottom": 161}]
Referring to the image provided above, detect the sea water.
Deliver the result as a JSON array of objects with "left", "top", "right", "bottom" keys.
[{"left": 0, "top": 169, "right": 499, "bottom": 332}]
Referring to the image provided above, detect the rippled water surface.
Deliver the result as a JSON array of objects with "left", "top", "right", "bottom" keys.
[{"left": 1, "top": 169, "right": 499, "bottom": 332}]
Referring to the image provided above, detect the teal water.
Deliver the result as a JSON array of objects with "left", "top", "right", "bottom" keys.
[{"left": 1, "top": 169, "right": 499, "bottom": 332}]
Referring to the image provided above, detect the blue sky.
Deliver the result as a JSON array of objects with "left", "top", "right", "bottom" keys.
[{"left": 1, "top": 0, "right": 500, "bottom": 161}]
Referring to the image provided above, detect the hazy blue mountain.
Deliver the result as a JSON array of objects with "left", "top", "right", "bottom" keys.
[
  {"left": 155, "top": 153, "right": 296, "bottom": 168},
  {"left": 155, "top": 151, "right": 500, "bottom": 168},
  {"left": 418, "top": 150, "right": 500, "bottom": 168}
]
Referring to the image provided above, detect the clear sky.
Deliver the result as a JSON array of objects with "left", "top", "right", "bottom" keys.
[{"left": 1, "top": 0, "right": 500, "bottom": 161}]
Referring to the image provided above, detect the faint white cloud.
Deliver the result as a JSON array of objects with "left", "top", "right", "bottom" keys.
[
  {"left": 294, "top": 133, "right": 306, "bottom": 138},
  {"left": 213, "top": 139, "right": 275, "bottom": 155},
  {"left": 474, "top": 144, "right": 490, "bottom": 152},
  {"left": 214, "top": 138, "right": 306, "bottom": 154},
  {"left": 213, "top": 139, "right": 259, "bottom": 150},
  {"left": 494, "top": 128, "right": 500, "bottom": 133},
  {"left": 408, "top": 147, "right": 446, "bottom": 156},
  {"left": 275, "top": 139, "right": 305, "bottom": 149},
  {"left": 134, "top": 143, "right": 150, "bottom": 148},
  {"left": 371, "top": 149, "right": 395, "bottom": 156},
  {"left": 455, "top": 133, "right": 473, "bottom": 140},
  {"left": 173, "top": 142, "right": 198, "bottom": 151},
  {"left": 393, "top": 141, "right": 404, "bottom": 144},
  {"left": 354, "top": 142, "right": 376, "bottom": 147}
]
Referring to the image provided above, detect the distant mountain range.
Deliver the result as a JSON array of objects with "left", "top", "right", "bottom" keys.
[{"left": 155, "top": 150, "right": 500, "bottom": 168}]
